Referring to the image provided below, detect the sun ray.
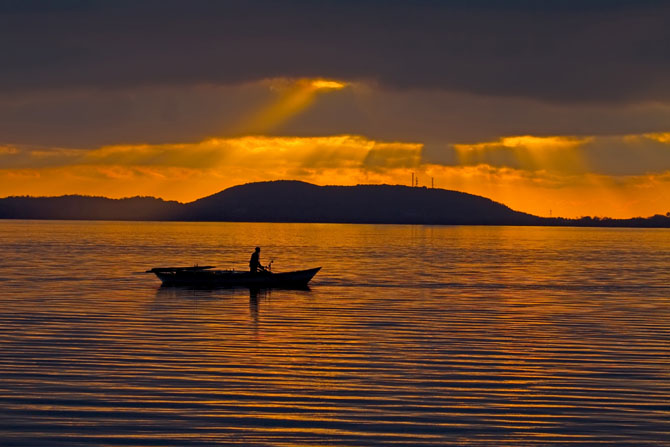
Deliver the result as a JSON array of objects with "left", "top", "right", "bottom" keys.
[
  {"left": 234, "top": 78, "right": 348, "bottom": 134},
  {"left": 453, "top": 135, "right": 590, "bottom": 174}
]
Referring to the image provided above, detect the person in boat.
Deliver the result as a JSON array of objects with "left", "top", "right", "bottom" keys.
[{"left": 249, "top": 247, "right": 266, "bottom": 273}]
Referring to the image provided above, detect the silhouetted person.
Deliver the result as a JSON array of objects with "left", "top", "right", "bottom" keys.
[{"left": 249, "top": 246, "right": 264, "bottom": 273}]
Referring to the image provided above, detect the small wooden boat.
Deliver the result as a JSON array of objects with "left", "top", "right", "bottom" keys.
[{"left": 146, "top": 265, "right": 321, "bottom": 288}]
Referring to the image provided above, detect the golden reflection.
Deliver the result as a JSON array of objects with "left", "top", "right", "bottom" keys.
[{"left": 4, "top": 218, "right": 668, "bottom": 444}]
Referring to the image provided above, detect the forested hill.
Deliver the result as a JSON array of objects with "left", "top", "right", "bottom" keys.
[
  {"left": 2, "top": 181, "right": 669, "bottom": 227},
  {"left": 0, "top": 181, "right": 535, "bottom": 224},
  {"left": 186, "top": 181, "right": 538, "bottom": 225}
]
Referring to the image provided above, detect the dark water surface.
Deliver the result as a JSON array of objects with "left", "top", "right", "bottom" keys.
[{"left": 0, "top": 221, "right": 669, "bottom": 446}]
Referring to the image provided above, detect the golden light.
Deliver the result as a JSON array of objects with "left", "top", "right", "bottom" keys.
[
  {"left": 643, "top": 132, "right": 670, "bottom": 143},
  {"left": 4, "top": 131, "right": 670, "bottom": 219},
  {"left": 234, "top": 78, "right": 349, "bottom": 134},
  {"left": 453, "top": 135, "right": 590, "bottom": 174},
  {"left": 310, "top": 79, "right": 347, "bottom": 90}
]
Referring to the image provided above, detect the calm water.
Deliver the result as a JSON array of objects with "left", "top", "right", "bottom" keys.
[{"left": 0, "top": 221, "right": 669, "bottom": 446}]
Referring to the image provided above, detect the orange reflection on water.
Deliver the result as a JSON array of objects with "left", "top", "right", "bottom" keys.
[{"left": 1, "top": 222, "right": 669, "bottom": 444}]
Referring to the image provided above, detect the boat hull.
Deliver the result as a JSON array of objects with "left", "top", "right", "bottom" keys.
[{"left": 154, "top": 267, "right": 321, "bottom": 288}]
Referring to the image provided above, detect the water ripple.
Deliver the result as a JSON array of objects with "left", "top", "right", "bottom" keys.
[{"left": 0, "top": 221, "right": 669, "bottom": 446}]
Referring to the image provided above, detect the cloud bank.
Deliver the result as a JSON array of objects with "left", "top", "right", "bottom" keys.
[
  {"left": 2, "top": 1, "right": 670, "bottom": 103},
  {"left": 2, "top": 133, "right": 670, "bottom": 218}
]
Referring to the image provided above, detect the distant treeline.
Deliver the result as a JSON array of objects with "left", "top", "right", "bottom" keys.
[
  {"left": 544, "top": 215, "right": 670, "bottom": 228},
  {"left": 0, "top": 195, "right": 183, "bottom": 221},
  {"left": 1, "top": 181, "right": 668, "bottom": 228}
]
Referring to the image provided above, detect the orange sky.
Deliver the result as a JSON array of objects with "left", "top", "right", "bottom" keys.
[
  {"left": 2, "top": 78, "right": 670, "bottom": 218},
  {"left": 2, "top": 131, "right": 670, "bottom": 218}
]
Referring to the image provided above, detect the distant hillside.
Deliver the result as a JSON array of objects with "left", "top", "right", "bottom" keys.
[
  {"left": 185, "top": 181, "right": 539, "bottom": 225},
  {"left": 0, "top": 195, "right": 183, "bottom": 221},
  {"left": 1, "top": 181, "right": 669, "bottom": 227}
]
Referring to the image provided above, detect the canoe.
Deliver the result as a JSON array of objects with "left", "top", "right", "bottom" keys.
[{"left": 147, "top": 266, "right": 321, "bottom": 288}]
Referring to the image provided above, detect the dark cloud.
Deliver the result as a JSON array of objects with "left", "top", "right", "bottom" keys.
[
  {"left": 3, "top": 83, "right": 670, "bottom": 149},
  {"left": 2, "top": 0, "right": 670, "bottom": 103},
  {"left": 0, "top": 84, "right": 269, "bottom": 148}
]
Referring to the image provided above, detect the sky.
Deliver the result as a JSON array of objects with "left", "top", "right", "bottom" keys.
[{"left": 2, "top": 0, "right": 670, "bottom": 218}]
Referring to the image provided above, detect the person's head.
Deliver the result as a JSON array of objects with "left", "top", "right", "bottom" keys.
[{"left": 255, "top": 247, "right": 260, "bottom": 252}]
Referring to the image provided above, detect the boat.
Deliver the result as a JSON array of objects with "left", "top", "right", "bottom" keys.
[{"left": 146, "top": 265, "right": 321, "bottom": 288}]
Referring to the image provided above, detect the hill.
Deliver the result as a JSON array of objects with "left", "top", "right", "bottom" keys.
[
  {"left": 1, "top": 181, "right": 669, "bottom": 227},
  {"left": 185, "top": 181, "right": 539, "bottom": 225}
]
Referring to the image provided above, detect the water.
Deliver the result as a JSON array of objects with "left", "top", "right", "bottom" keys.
[{"left": 0, "top": 221, "right": 669, "bottom": 446}]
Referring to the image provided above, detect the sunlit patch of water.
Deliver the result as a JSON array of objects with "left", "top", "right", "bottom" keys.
[{"left": 0, "top": 221, "right": 669, "bottom": 446}]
